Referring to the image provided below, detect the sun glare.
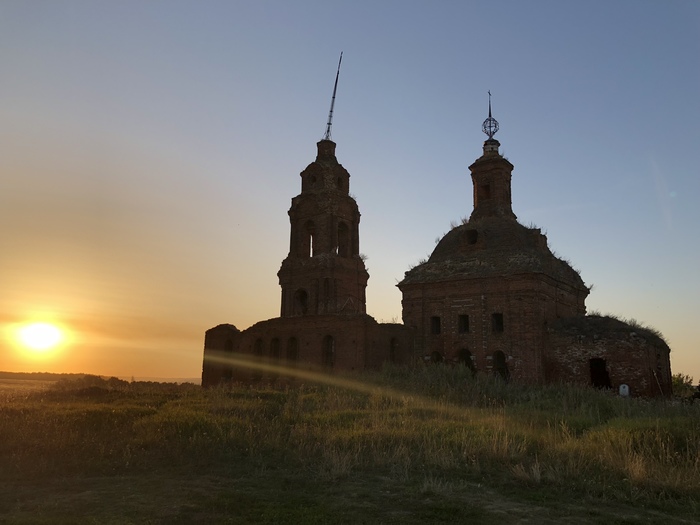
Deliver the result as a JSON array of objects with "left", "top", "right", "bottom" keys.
[{"left": 17, "top": 322, "right": 63, "bottom": 352}]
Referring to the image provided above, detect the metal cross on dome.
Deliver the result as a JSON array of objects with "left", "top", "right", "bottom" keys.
[{"left": 482, "top": 90, "right": 499, "bottom": 139}]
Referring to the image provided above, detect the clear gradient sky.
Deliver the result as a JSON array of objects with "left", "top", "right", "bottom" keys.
[{"left": 1, "top": 1, "right": 698, "bottom": 381}]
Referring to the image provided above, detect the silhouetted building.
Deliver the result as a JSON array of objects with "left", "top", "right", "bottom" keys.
[{"left": 202, "top": 98, "right": 671, "bottom": 397}]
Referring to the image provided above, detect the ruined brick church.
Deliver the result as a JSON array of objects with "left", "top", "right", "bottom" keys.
[{"left": 202, "top": 87, "right": 672, "bottom": 397}]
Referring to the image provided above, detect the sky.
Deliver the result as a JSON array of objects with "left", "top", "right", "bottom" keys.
[{"left": 1, "top": 0, "right": 698, "bottom": 381}]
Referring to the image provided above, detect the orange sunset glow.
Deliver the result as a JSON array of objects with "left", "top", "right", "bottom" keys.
[{"left": 0, "top": 2, "right": 698, "bottom": 383}]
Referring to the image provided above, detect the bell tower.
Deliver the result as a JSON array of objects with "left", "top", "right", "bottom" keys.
[
  {"left": 277, "top": 54, "right": 369, "bottom": 317},
  {"left": 468, "top": 93, "right": 516, "bottom": 221}
]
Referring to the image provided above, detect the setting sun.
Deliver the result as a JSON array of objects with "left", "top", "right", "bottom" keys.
[{"left": 17, "top": 322, "right": 63, "bottom": 352}]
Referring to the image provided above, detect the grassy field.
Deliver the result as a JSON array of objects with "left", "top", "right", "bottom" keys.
[{"left": 1, "top": 366, "right": 699, "bottom": 524}]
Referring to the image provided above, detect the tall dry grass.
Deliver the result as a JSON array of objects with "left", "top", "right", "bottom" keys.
[{"left": 1, "top": 366, "right": 698, "bottom": 513}]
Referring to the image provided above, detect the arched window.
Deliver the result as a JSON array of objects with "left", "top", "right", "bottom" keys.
[
  {"left": 493, "top": 351, "right": 509, "bottom": 381},
  {"left": 286, "top": 337, "right": 299, "bottom": 365},
  {"left": 337, "top": 222, "right": 350, "bottom": 257},
  {"left": 389, "top": 338, "right": 399, "bottom": 363},
  {"left": 270, "top": 338, "right": 280, "bottom": 360},
  {"left": 322, "top": 335, "right": 335, "bottom": 368},
  {"left": 293, "top": 289, "right": 309, "bottom": 315},
  {"left": 458, "top": 348, "right": 476, "bottom": 373},
  {"left": 301, "top": 220, "right": 315, "bottom": 257}
]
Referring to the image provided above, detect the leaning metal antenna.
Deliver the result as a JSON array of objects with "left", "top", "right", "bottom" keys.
[{"left": 323, "top": 52, "right": 343, "bottom": 141}]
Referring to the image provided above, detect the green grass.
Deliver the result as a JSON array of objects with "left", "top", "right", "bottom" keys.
[{"left": 1, "top": 366, "right": 699, "bottom": 524}]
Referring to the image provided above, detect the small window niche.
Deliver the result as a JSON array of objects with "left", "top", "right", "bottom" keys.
[
  {"left": 465, "top": 229, "right": 478, "bottom": 245},
  {"left": 491, "top": 313, "right": 504, "bottom": 333},
  {"left": 458, "top": 314, "right": 470, "bottom": 334},
  {"left": 430, "top": 316, "right": 441, "bottom": 335},
  {"left": 480, "top": 183, "right": 491, "bottom": 200}
]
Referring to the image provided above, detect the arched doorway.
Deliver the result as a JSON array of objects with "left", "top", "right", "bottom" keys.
[
  {"left": 493, "top": 351, "right": 509, "bottom": 381},
  {"left": 590, "top": 358, "right": 611, "bottom": 388},
  {"left": 458, "top": 348, "right": 476, "bottom": 374}
]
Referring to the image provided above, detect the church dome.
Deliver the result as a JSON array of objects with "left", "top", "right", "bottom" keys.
[{"left": 400, "top": 216, "right": 586, "bottom": 287}]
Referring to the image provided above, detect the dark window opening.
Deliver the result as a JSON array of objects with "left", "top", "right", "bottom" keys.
[
  {"left": 430, "top": 316, "right": 441, "bottom": 335},
  {"left": 270, "top": 338, "right": 280, "bottom": 360},
  {"left": 590, "top": 358, "right": 611, "bottom": 389},
  {"left": 458, "top": 348, "right": 476, "bottom": 373},
  {"left": 294, "top": 289, "right": 308, "bottom": 315},
  {"left": 336, "top": 176, "right": 343, "bottom": 190},
  {"left": 389, "top": 338, "right": 399, "bottom": 363},
  {"left": 224, "top": 339, "right": 234, "bottom": 353},
  {"left": 493, "top": 351, "right": 509, "bottom": 381},
  {"left": 492, "top": 313, "right": 504, "bottom": 333},
  {"left": 480, "top": 183, "right": 491, "bottom": 200},
  {"left": 322, "top": 335, "right": 335, "bottom": 368},
  {"left": 337, "top": 222, "right": 350, "bottom": 257},
  {"left": 430, "top": 351, "right": 443, "bottom": 363},
  {"left": 302, "top": 220, "right": 316, "bottom": 257},
  {"left": 286, "top": 337, "right": 299, "bottom": 365},
  {"left": 466, "top": 229, "right": 478, "bottom": 245},
  {"left": 458, "top": 314, "right": 470, "bottom": 333}
]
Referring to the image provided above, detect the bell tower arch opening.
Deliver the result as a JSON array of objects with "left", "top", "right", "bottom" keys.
[
  {"left": 337, "top": 221, "right": 350, "bottom": 257},
  {"left": 293, "top": 289, "right": 309, "bottom": 315}
]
